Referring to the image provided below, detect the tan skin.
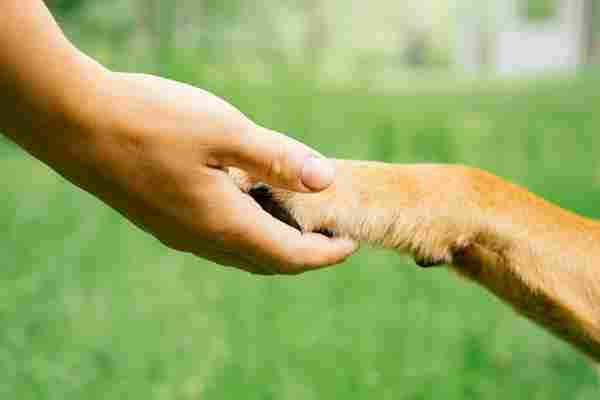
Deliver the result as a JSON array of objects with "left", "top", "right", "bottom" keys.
[{"left": 0, "top": 0, "right": 356, "bottom": 275}]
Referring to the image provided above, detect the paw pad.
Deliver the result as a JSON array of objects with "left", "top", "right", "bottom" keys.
[{"left": 248, "top": 183, "right": 302, "bottom": 232}]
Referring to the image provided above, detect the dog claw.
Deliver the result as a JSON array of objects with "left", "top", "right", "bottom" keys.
[
  {"left": 315, "top": 228, "right": 335, "bottom": 238},
  {"left": 414, "top": 257, "right": 446, "bottom": 268}
]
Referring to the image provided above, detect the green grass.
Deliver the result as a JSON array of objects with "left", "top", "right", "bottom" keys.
[{"left": 2, "top": 69, "right": 600, "bottom": 399}]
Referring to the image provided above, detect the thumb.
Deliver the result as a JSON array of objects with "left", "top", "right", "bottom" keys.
[{"left": 216, "top": 125, "right": 336, "bottom": 192}]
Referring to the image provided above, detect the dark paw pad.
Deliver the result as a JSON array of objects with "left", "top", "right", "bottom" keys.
[
  {"left": 248, "top": 183, "right": 272, "bottom": 199},
  {"left": 248, "top": 183, "right": 302, "bottom": 232}
]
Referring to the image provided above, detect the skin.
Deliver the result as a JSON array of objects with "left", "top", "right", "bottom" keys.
[
  {"left": 236, "top": 161, "right": 600, "bottom": 361},
  {"left": 0, "top": 0, "right": 356, "bottom": 275}
]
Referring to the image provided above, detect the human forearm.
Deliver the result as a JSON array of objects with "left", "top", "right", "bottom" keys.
[
  {"left": 0, "top": 0, "right": 108, "bottom": 158},
  {"left": 0, "top": 0, "right": 354, "bottom": 274}
]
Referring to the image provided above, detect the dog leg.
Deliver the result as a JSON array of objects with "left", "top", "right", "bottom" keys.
[{"left": 233, "top": 160, "right": 600, "bottom": 361}]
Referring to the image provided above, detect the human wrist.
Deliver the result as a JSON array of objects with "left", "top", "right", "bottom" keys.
[{"left": 2, "top": 46, "right": 111, "bottom": 158}]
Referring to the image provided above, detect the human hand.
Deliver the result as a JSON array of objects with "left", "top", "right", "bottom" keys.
[
  {"left": 52, "top": 72, "right": 356, "bottom": 274},
  {"left": 0, "top": 1, "right": 356, "bottom": 274}
]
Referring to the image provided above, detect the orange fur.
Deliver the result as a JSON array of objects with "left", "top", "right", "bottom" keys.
[{"left": 231, "top": 160, "right": 600, "bottom": 361}]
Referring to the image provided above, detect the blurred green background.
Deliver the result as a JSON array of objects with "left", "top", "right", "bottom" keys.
[{"left": 2, "top": 1, "right": 600, "bottom": 399}]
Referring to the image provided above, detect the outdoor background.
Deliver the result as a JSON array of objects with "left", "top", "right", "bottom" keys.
[{"left": 2, "top": 0, "right": 600, "bottom": 398}]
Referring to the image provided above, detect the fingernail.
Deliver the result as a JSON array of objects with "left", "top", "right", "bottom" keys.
[{"left": 301, "top": 157, "right": 335, "bottom": 191}]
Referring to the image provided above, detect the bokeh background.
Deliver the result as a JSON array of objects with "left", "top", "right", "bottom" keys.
[{"left": 2, "top": 0, "right": 600, "bottom": 398}]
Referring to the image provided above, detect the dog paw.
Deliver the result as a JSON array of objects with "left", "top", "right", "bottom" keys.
[
  {"left": 248, "top": 183, "right": 302, "bottom": 232},
  {"left": 232, "top": 162, "right": 479, "bottom": 271}
]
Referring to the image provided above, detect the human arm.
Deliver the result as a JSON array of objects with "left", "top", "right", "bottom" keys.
[{"left": 0, "top": 0, "right": 356, "bottom": 274}]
